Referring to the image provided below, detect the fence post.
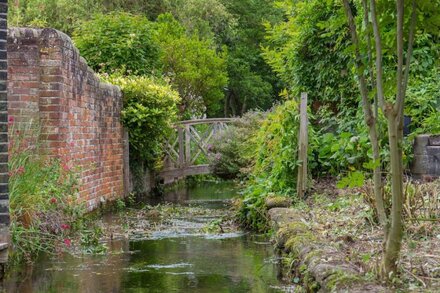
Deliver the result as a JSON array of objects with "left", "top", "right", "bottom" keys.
[{"left": 297, "top": 92, "right": 308, "bottom": 199}]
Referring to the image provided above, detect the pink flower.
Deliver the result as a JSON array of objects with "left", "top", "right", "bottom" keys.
[
  {"left": 61, "top": 224, "right": 70, "bottom": 230},
  {"left": 62, "top": 163, "right": 70, "bottom": 171},
  {"left": 63, "top": 238, "right": 71, "bottom": 247},
  {"left": 16, "top": 166, "right": 25, "bottom": 175},
  {"left": 70, "top": 142, "right": 74, "bottom": 147},
  {"left": 50, "top": 197, "right": 57, "bottom": 204},
  {"left": 8, "top": 116, "right": 14, "bottom": 125}
]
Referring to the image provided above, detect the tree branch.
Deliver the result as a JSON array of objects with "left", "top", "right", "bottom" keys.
[
  {"left": 362, "top": 0, "right": 378, "bottom": 121},
  {"left": 395, "top": 0, "right": 404, "bottom": 117},
  {"left": 342, "top": 0, "right": 372, "bottom": 121},
  {"left": 399, "top": 0, "right": 417, "bottom": 118},
  {"left": 369, "top": 0, "right": 385, "bottom": 113}
]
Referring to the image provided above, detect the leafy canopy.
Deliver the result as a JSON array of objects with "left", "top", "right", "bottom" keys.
[
  {"left": 73, "top": 12, "right": 161, "bottom": 76},
  {"left": 154, "top": 13, "right": 228, "bottom": 117}
]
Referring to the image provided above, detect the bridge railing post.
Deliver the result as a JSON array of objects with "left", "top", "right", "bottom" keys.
[
  {"left": 185, "top": 125, "right": 190, "bottom": 166},
  {"left": 178, "top": 126, "right": 184, "bottom": 168}
]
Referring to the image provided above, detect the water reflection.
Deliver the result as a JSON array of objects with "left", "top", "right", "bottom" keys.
[{"left": 2, "top": 182, "right": 292, "bottom": 292}]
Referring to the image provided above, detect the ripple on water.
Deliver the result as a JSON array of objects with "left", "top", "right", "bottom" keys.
[{"left": 146, "top": 262, "right": 193, "bottom": 269}]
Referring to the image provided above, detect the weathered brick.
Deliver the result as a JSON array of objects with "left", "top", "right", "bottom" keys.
[{"left": 7, "top": 27, "right": 126, "bottom": 211}]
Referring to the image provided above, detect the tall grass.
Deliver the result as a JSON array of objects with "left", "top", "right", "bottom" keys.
[{"left": 8, "top": 118, "right": 84, "bottom": 262}]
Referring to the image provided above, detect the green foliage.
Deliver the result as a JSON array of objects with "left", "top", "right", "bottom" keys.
[
  {"left": 163, "top": 0, "right": 237, "bottom": 44},
  {"left": 237, "top": 100, "right": 316, "bottom": 231},
  {"left": 73, "top": 12, "right": 161, "bottom": 75},
  {"left": 209, "top": 111, "right": 266, "bottom": 179},
  {"left": 251, "top": 100, "right": 312, "bottom": 196},
  {"left": 262, "top": 0, "right": 358, "bottom": 111},
  {"left": 9, "top": 120, "right": 84, "bottom": 262},
  {"left": 8, "top": 0, "right": 102, "bottom": 35},
  {"left": 104, "top": 75, "right": 180, "bottom": 166},
  {"left": 406, "top": 68, "right": 440, "bottom": 135},
  {"left": 317, "top": 132, "right": 371, "bottom": 176},
  {"left": 336, "top": 171, "right": 365, "bottom": 189},
  {"left": 222, "top": 0, "right": 283, "bottom": 116},
  {"left": 154, "top": 13, "right": 228, "bottom": 117}
]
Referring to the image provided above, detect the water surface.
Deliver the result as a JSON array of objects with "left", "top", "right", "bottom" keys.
[{"left": 2, "top": 181, "right": 293, "bottom": 292}]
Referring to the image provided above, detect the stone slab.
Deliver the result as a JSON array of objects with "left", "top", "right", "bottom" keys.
[{"left": 429, "top": 135, "right": 440, "bottom": 146}]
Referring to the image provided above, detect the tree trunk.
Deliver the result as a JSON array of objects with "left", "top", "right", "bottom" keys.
[
  {"left": 369, "top": 123, "right": 387, "bottom": 227},
  {"left": 383, "top": 112, "right": 404, "bottom": 277},
  {"left": 342, "top": 0, "right": 387, "bottom": 227},
  {"left": 224, "top": 92, "right": 230, "bottom": 117}
]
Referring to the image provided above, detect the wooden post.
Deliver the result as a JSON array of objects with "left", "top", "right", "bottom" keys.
[
  {"left": 185, "top": 125, "right": 191, "bottom": 166},
  {"left": 297, "top": 92, "right": 308, "bottom": 199},
  {"left": 178, "top": 127, "right": 185, "bottom": 168}
]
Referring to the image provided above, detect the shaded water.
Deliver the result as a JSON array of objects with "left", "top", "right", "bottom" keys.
[{"left": 2, "top": 182, "right": 293, "bottom": 292}]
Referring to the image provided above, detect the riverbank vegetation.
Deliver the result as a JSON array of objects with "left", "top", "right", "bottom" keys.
[{"left": 8, "top": 120, "right": 87, "bottom": 262}]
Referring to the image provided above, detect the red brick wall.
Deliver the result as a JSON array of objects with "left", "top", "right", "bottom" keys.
[{"left": 7, "top": 28, "right": 127, "bottom": 210}]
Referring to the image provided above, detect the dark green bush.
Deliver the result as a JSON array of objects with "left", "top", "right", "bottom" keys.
[{"left": 73, "top": 12, "right": 161, "bottom": 75}]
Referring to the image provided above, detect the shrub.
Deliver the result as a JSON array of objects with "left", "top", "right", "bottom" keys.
[
  {"left": 208, "top": 111, "right": 266, "bottom": 179},
  {"left": 104, "top": 75, "right": 180, "bottom": 167},
  {"left": 236, "top": 100, "right": 316, "bottom": 231},
  {"left": 73, "top": 12, "right": 161, "bottom": 75},
  {"left": 9, "top": 120, "right": 83, "bottom": 262},
  {"left": 406, "top": 68, "right": 440, "bottom": 135}
]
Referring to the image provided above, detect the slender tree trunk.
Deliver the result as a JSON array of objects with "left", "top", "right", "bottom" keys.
[
  {"left": 382, "top": 0, "right": 417, "bottom": 277},
  {"left": 342, "top": 0, "right": 387, "bottom": 227},
  {"left": 230, "top": 93, "right": 237, "bottom": 117},
  {"left": 383, "top": 111, "right": 404, "bottom": 276}
]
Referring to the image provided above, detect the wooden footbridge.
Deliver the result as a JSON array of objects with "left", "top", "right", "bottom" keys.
[{"left": 159, "top": 118, "right": 234, "bottom": 183}]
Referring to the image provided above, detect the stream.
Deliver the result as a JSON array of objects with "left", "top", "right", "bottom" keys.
[{"left": 2, "top": 181, "right": 294, "bottom": 292}]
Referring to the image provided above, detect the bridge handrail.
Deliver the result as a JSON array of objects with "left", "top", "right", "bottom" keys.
[{"left": 173, "top": 118, "right": 236, "bottom": 127}]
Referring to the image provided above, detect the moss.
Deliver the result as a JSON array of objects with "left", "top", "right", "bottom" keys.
[
  {"left": 276, "top": 222, "right": 307, "bottom": 249},
  {"left": 285, "top": 232, "right": 316, "bottom": 255},
  {"left": 325, "top": 270, "right": 362, "bottom": 291},
  {"left": 298, "top": 264, "right": 320, "bottom": 292},
  {"left": 303, "top": 249, "right": 323, "bottom": 264},
  {"left": 265, "top": 195, "right": 293, "bottom": 209}
]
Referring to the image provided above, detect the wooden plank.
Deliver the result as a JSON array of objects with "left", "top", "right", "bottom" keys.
[
  {"left": 297, "top": 92, "right": 308, "bottom": 199},
  {"left": 158, "top": 165, "right": 211, "bottom": 179}
]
